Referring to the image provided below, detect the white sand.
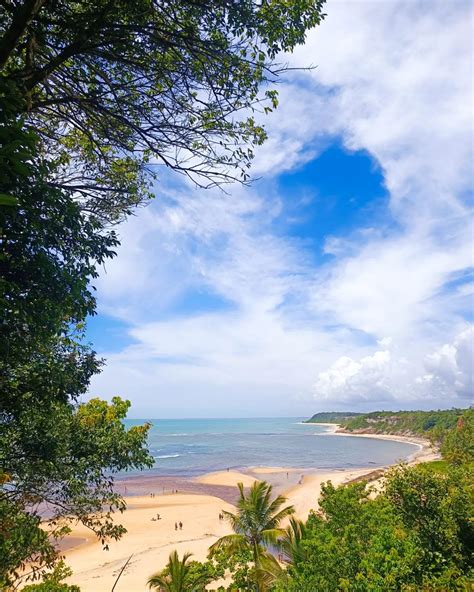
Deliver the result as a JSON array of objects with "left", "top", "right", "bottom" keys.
[
  {"left": 61, "top": 466, "right": 375, "bottom": 591},
  {"left": 326, "top": 428, "right": 441, "bottom": 465},
  {"left": 62, "top": 493, "right": 235, "bottom": 592},
  {"left": 195, "top": 470, "right": 260, "bottom": 487},
  {"left": 57, "top": 430, "right": 438, "bottom": 591}
]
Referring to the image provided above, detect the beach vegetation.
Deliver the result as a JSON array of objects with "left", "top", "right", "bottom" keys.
[
  {"left": 440, "top": 409, "right": 474, "bottom": 466},
  {"left": 207, "top": 546, "right": 255, "bottom": 591},
  {"left": 21, "top": 563, "right": 80, "bottom": 592},
  {"left": 305, "top": 412, "right": 361, "bottom": 423},
  {"left": 148, "top": 551, "right": 216, "bottom": 592},
  {"left": 272, "top": 465, "right": 473, "bottom": 591},
  {"left": 209, "top": 481, "right": 294, "bottom": 591}
]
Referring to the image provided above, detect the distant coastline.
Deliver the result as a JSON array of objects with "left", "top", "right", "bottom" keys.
[
  {"left": 59, "top": 417, "right": 440, "bottom": 591},
  {"left": 304, "top": 408, "right": 466, "bottom": 442}
]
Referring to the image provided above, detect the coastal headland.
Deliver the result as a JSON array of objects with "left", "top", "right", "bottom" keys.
[{"left": 59, "top": 429, "right": 438, "bottom": 591}]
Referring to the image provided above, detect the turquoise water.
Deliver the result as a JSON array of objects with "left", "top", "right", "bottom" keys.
[{"left": 124, "top": 418, "right": 418, "bottom": 477}]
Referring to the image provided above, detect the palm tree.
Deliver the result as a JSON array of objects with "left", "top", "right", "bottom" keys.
[
  {"left": 209, "top": 481, "right": 295, "bottom": 591},
  {"left": 147, "top": 550, "right": 210, "bottom": 592},
  {"left": 278, "top": 516, "right": 308, "bottom": 565},
  {"left": 255, "top": 518, "right": 308, "bottom": 590}
]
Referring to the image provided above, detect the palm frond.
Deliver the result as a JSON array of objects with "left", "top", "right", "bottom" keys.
[
  {"left": 255, "top": 551, "right": 288, "bottom": 590},
  {"left": 260, "top": 527, "right": 284, "bottom": 545},
  {"left": 208, "top": 533, "right": 248, "bottom": 557},
  {"left": 278, "top": 517, "right": 308, "bottom": 565},
  {"left": 147, "top": 550, "right": 199, "bottom": 591}
]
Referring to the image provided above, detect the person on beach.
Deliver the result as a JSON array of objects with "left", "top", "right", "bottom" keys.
[
  {"left": 175, "top": 522, "right": 178, "bottom": 531},
  {"left": 179, "top": 521, "right": 183, "bottom": 530}
]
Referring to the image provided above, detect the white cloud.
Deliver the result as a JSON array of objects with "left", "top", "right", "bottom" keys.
[
  {"left": 419, "top": 326, "right": 474, "bottom": 399},
  {"left": 314, "top": 327, "right": 473, "bottom": 406},
  {"left": 314, "top": 350, "right": 394, "bottom": 403}
]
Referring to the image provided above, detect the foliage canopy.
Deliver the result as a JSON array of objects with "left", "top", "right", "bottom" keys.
[{"left": 1, "top": 0, "right": 326, "bottom": 221}]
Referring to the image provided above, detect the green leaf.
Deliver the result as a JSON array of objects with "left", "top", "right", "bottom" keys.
[{"left": 0, "top": 193, "right": 18, "bottom": 206}]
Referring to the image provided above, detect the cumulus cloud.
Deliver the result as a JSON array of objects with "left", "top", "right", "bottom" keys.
[
  {"left": 418, "top": 326, "right": 474, "bottom": 399},
  {"left": 314, "top": 350, "right": 395, "bottom": 403},
  {"left": 314, "top": 327, "right": 473, "bottom": 406}
]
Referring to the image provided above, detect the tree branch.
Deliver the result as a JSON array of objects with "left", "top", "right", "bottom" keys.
[{"left": 0, "top": 0, "right": 47, "bottom": 69}]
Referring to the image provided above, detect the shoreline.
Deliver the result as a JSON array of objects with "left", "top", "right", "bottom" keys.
[
  {"left": 324, "top": 424, "right": 439, "bottom": 465},
  {"left": 57, "top": 428, "right": 438, "bottom": 591},
  {"left": 60, "top": 465, "right": 380, "bottom": 592}
]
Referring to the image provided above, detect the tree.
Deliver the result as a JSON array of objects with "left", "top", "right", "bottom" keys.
[
  {"left": 0, "top": 113, "right": 117, "bottom": 405},
  {"left": 21, "top": 562, "right": 80, "bottom": 592},
  {"left": 0, "top": 0, "right": 326, "bottom": 222},
  {"left": 210, "top": 481, "right": 294, "bottom": 591},
  {"left": 440, "top": 409, "right": 474, "bottom": 466},
  {"left": 385, "top": 464, "right": 474, "bottom": 580},
  {"left": 278, "top": 516, "right": 308, "bottom": 565},
  {"left": 279, "top": 481, "right": 423, "bottom": 592},
  {"left": 147, "top": 551, "right": 214, "bottom": 592},
  {"left": 280, "top": 472, "right": 473, "bottom": 592},
  {"left": 0, "top": 117, "right": 152, "bottom": 587},
  {"left": 1, "top": 397, "right": 152, "bottom": 588}
]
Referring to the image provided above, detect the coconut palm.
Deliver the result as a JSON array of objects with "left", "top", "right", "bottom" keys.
[
  {"left": 278, "top": 516, "right": 308, "bottom": 565},
  {"left": 147, "top": 550, "right": 210, "bottom": 592},
  {"left": 209, "top": 480, "right": 294, "bottom": 590},
  {"left": 255, "top": 518, "right": 308, "bottom": 589}
]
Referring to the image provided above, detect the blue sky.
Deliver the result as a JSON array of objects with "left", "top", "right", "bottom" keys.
[
  {"left": 87, "top": 143, "right": 392, "bottom": 352},
  {"left": 86, "top": 0, "right": 473, "bottom": 418}
]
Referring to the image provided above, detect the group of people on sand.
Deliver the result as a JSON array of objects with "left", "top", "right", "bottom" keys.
[
  {"left": 150, "top": 513, "right": 183, "bottom": 531},
  {"left": 218, "top": 512, "right": 225, "bottom": 520},
  {"left": 149, "top": 489, "right": 180, "bottom": 497}
]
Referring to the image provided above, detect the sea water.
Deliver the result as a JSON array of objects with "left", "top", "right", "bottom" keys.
[{"left": 123, "top": 417, "right": 419, "bottom": 477}]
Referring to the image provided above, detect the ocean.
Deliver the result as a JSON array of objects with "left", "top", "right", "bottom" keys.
[{"left": 123, "top": 417, "right": 419, "bottom": 477}]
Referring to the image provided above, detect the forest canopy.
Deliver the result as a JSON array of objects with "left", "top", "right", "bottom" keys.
[{"left": 0, "top": 0, "right": 325, "bottom": 221}]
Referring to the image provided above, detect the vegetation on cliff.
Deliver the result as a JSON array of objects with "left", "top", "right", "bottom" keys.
[{"left": 306, "top": 408, "right": 468, "bottom": 442}]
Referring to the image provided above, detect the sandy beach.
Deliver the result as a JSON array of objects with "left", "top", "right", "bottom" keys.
[{"left": 55, "top": 430, "right": 438, "bottom": 591}]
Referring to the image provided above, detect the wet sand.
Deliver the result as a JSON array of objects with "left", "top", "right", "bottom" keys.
[{"left": 54, "top": 430, "right": 438, "bottom": 591}]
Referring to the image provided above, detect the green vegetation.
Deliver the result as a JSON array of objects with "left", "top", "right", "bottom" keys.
[
  {"left": 307, "top": 408, "right": 469, "bottom": 441},
  {"left": 440, "top": 409, "right": 474, "bottom": 465},
  {"left": 419, "top": 459, "right": 451, "bottom": 474},
  {"left": 21, "top": 563, "right": 79, "bottom": 592},
  {"left": 209, "top": 481, "right": 295, "bottom": 591},
  {"left": 277, "top": 464, "right": 473, "bottom": 592},
  {"left": 305, "top": 412, "right": 361, "bottom": 423},
  {"left": 148, "top": 551, "right": 216, "bottom": 592},
  {"left": 0, "top": 105, "right": 153, "bottom": 586}
]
